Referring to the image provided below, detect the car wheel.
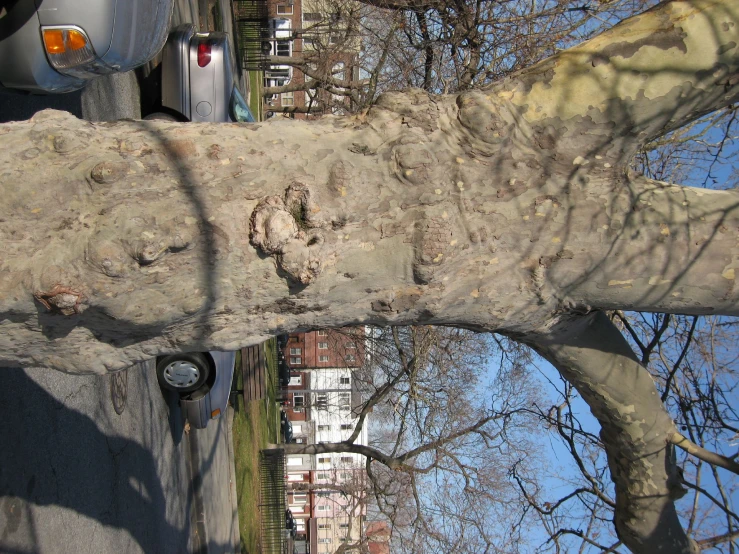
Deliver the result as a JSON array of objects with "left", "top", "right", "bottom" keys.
[
  {"left": 144, "top": 112, "right": 178, "bottom": 121},
  {"left": 156, "top": 353, "right": 210, "bottom": 393}
]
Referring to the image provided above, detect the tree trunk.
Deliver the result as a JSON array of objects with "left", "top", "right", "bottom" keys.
[{"left": 2, "top": 2, "right": 739, "bottom": 551}]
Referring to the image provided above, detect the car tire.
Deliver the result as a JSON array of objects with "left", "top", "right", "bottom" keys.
[
  {"left": 144, "top": 112, "right": 178, "bottom": 121},
  {"left": 156, "top": 353, "right": 210, "bottom": 393}
]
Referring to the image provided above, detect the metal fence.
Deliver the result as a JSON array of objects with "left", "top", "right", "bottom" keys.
[
  {"left": 259, "top": 448, "right": 287, "bottom": 554},
  {"left": 233, "top": 0, "right": 271, "bottom": 71}
]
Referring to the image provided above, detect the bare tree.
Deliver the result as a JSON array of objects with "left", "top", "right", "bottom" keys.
[
  {"left": 281, "top": 326, "right": 544, "bottom": 552},
  {"left": 3, "top": 1, "right": 739, "bottom": 551}
]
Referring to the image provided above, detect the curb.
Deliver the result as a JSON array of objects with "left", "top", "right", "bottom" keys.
[
  {"left": 226, "top": 405, "right": 241, "bottom": 552},
  {"left": 187, "top": 428, "right": 208, "bottom": 553}
]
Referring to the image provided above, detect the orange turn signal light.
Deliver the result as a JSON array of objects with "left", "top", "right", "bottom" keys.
[
  {"left": 211, "top": 409, "right": 221, "bottom": 419},
  {"left": 43, "top": 28, "right": 88, "bottom": 54},
  {"left": 67, "top": 29, "right": 87, "bottom": 51},
  {"left": 43, "top": 29, "right": 65, "bottom": 54}
]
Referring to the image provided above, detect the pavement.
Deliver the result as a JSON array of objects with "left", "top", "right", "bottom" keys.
[
  {"left": 0, "top": 361, "right": 242, "bottom": 554},
  {"left": 0, "top": 363, "right": 193, "bottom": 554},
  {"left": 189, "top": 406, "right": 241, "bottom": 554}
]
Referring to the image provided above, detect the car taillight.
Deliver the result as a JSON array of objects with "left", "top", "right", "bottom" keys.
[{"left": 197, "top": 42, "right": 211, "bottom": 67}]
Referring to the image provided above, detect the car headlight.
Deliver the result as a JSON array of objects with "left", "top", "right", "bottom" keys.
[{"left": 41, "top": 26, "right": 113, "bottom": 78}]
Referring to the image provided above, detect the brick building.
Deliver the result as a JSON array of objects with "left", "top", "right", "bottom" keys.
[
  {"left": 280, "top": 328, "right": 369, "bottom": 552},
  {"left": 264, "top": 0, "right": 361, "bottom": 119}
]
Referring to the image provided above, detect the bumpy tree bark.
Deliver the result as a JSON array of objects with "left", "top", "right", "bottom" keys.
[{"left": 1, "top": 1, "right": 739, "bottom": 550}]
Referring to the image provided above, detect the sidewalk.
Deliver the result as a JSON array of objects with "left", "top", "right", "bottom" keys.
[{"left": 187, "top": 408, "right": 241, "bottom": 554}]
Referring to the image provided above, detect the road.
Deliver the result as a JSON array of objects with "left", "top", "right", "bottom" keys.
[{"left": 0, "top": 363, "right": 193, "bottom": 554}]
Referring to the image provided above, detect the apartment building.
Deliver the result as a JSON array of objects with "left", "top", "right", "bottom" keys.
[
  {"left": 265, "top": 0, "right": 361, "bottom": 118},
  {"left": 280, "top": 328, "right": 369, "bottom": 552}
]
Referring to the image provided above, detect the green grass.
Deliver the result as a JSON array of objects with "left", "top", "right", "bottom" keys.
[
  {"left": 248, "top": 70, "right": 264, "bottom": 122},
  {"left": 264, "top": 337, "right": 279, "bottom": 441},
  {"left": 231, "top": 339, "right": 280, "bottom": 553}
]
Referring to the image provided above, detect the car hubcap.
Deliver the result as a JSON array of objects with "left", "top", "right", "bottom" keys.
[{"left": 163, "top": 360, "right": 201, "bottom": 388}]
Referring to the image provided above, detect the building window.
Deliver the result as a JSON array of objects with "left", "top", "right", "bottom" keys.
[
  {"left": 277, "top": 4, "right": 293, "bottom": 14},
  {"left": 303, "top": 12, "right": 322, "bottom": 21},
  {"left": 287, "top": 456, "right": 303, "bottom": 466},
  {"left": 341, "top": 424, "right": 352, "bottom": 431},
  {"left": 339, "top": 523, "right": 349, "bottom": 529},
  {"left": 339, "top": 392, "right": 350, "bottom": 407},
  {"left": 345, "top": 354, "right": 356, "bottom": 362},
  {"left": 319, "top": 355, "right": 329, "bottom": 362},
  {"left": 318, "top": 342, "right": 328, "bottom": 349},
  {"left": 281, "top": 91, "right": 294, "bottom": 106},
  {"left": 289, "top": 374, "right": 302, "bottom": 386},
  {"left": 340, "top": 377, "right": 350, "bottom": 385},
  {"left": 317, "top": 330, "right": 327, "bottom": 335},
  {"left": 318, "top": 536, "right": 332, "bottom": 542},
  {"left": 317, "top": 491, "right": 331, "bottom": 497},
  {"left": 290, "top": 348, "right": 302, "bottom": 355},
  {"left": 317, "top": 473, "right": 330, "bottom": 480},
  {"left": 293, "top": 395, "right": 304, "bottom": 407},
  {"left": 290, "top": 356, "right": 301, "bottom": 364},
  {"left": 317, "top": 505, "right": 331, "bottom": 512},
  {"left": 340, "top": 456, "right": 353, "bottom": 463},
  {"left": 293, "top": 493, "right": 307, "bottom": 502},
  {"left": 318, "top": 456, "right": 331, "bottom": 464},
  {"left": 318, "top": 523, "right": 332, "bottom": 530},
  {"left": 318, "top": 424, "right": 330, "bottom": 431},
  {"left": 295, "top": 437, "right": 306, "bottom": 444},
  {"left": 316, "top": 393, "right": 328, "bottom": 409},
  {"left": 346, "top": 342, "right": 356, "bottom": 349}
]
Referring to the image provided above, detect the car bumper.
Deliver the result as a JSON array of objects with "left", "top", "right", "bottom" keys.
[
  {"left": 181, "top": 386, "right": 216, "bottom": 429},
  {"left": 161, "top": 24, "right": 195, "bottom": 119},
  {"left": 0, "top": 7, "right": 85, "bottom": 93}
]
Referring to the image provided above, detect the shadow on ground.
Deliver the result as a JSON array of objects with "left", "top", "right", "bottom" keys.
[{"left": 0, "top": 368, "right": 191, "bottom": 553}]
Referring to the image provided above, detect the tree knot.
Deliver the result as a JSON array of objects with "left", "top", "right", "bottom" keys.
[
  {"left": 34, "top": 285, "right": 86, "bottom": 315},
  {"left": 250, "top": 185, "right": 332, "bottom": 284}
]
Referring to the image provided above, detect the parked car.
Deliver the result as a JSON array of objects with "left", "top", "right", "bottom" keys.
[
  {"left": 149, "top": 24, "right": 254, "bottom": 123},
  {"left": 156, "top": 351, "right": 236, "bottom": 429},
  {"left": 278, "top": 352, "right": 291, "bottom": 387},
  {"left": 0, "top": 0, "right": 172, "bottom": 93},
  {"left": 285, "top": 509, "right": 297, "bottom": 538},
  {"left": 280, "top": 410, "right": 294, "bottom": 443}
]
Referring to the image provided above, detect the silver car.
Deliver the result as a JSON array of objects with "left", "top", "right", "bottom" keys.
[
  {"left": 0, "top": 0, "right": 173, "bottom": 93},
  {"left": 156, "top": 351, "right": 236, "bottom": 429},
  {"left": 150, "top": 24, "right": 254, "bottom": 122}
]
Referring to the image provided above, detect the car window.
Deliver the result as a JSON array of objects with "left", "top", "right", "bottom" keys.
[{"left": 229, "top": 86, "right": 255, "bottom": 123}]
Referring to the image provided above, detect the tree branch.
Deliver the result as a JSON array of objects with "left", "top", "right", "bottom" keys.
[
  {"left": 528, "top": 312, "right": 698, "bottom": 554},
  {"left": 669, "top": 431, "right": 739, "bottom": 475},
  {"left": 506, "top": 0, "right": 739, "bottom": 160}
]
